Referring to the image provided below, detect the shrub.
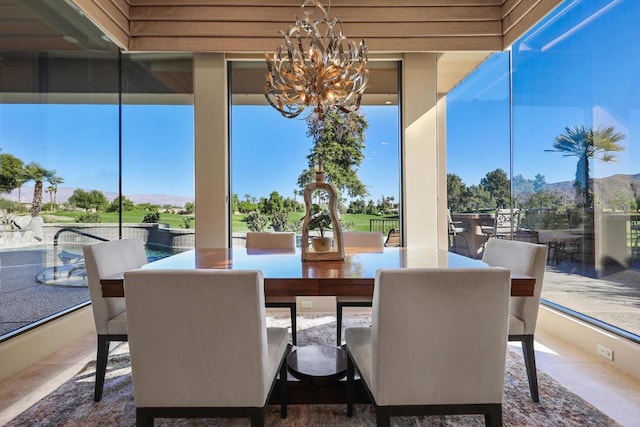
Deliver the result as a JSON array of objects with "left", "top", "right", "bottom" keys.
[
  {"left": 270, "top": 211, "right": 299, "bottom": 232},
  {"left": 142, "top": 211, "right": 160, "bottom": 223},
  {"left": 246, "top": 212, "right": 268, "bottom": 232},
  {"left": 77, "top": 212, "right": 101, "bottom": 223}
]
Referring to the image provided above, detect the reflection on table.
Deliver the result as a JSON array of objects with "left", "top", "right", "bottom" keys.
[{"left": 100, "top": 247, "right": 536, "bottom": 298}]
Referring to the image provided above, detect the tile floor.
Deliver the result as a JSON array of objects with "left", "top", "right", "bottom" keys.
[{"left": 1, "top": 328, "right": 639, "bottom": 426}]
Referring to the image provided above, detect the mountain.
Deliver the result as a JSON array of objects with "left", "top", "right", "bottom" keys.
[{"left": 4, "top": 186, "right": 193, "bottom": 208}]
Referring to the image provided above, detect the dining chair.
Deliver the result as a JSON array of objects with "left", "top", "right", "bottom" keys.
[
  {"left": 336, "top": 231, "right": 384, "bottom": 346},
  {"left": 345, "top": 267, "right": 511, "bottom": 426},
  {"left": 123, "top": 269, "right": 289, "bottom": 426},
  {"left": 82, "top": 237, "right": 147, "bottom": 402},
  {"left": 245, "top": 231, "right": 298, "bottom": 345},
  {"left": 482, "top": 237, "right": 548, "bottom": 402}
]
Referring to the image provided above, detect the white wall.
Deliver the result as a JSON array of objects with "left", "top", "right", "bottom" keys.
[{"left": 538, "top": 306, "right": 640, "bottom": 380}]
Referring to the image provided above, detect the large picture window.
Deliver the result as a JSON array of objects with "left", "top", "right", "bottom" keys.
[
  {"left": 0, "top": 12, "right": 194, "bottom": 340},
  {"left": 229, "top": 61, "right": 401, "bottom": 246},
  {"left": 446, "top": 0, "right": 640, "bottom": 341}
]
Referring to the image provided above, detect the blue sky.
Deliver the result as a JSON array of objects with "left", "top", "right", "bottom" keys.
[
  {"left": 1, "top": 0, "right": 637, "bottom": 203},
  {"left": 1, "top": 103, "right": 398, "bottom": 203},
  {"left": 447, "top": 0, "right": 639, "bottom": 187},
  {"left": 231, "top": 105, "right": 399, "bottom": 202}
]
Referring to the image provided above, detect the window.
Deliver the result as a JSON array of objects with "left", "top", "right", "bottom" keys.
[
  {"left": 229, "top": 61, "right": 400, "bottom": 245},
  {"left": 446, "top": 0, "right": 640, "bottom": 341}
]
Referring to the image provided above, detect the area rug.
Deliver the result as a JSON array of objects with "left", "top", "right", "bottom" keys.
[{"left": 6, "top": 314, "right": 620, "bottom": 426}]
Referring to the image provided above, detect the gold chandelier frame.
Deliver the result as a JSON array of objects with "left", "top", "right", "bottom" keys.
[{"left": 264, "top": 0, "right": 369, "bottom": 119}]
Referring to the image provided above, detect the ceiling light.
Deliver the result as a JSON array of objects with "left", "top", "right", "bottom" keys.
[{"left": 264, "top": 0, "right": 368, "bottom": 119}]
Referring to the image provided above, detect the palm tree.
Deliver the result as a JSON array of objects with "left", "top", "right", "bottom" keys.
[
  {"left": 48, "top": 176, "right": 64, "bottom": 210},
  {"left": 25, "top": 162, "right": 58, "bottom": 217},
  {"left": 546, "top": 125, "right": 625, "bottom": 207}
]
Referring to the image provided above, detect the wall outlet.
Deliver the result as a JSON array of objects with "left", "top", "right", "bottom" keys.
[
  {"left": 597, "top": 344, "right": 614, "bottom": 361},
  {"left": 301, "top": 300, "right": 313, "bottom": 309}
]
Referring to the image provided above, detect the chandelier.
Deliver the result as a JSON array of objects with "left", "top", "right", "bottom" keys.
[{"left": 264, "top": 0, "right": 368, "bottom": 119}]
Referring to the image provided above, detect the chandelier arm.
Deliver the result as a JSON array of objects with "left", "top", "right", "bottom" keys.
[{"left": 264, "top": 0, "right": 367, "bottom": 121}]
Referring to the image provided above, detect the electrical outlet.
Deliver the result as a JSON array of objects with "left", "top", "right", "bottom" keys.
[
  {"left": 597, "top": 344, "right": 614, "bottom": 361},
  {"left": 301, "top": 300, "right": 313, "bottom": 309}
]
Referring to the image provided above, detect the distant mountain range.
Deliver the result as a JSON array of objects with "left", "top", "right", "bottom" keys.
[
  {"left": 4, "top": 186, "right": 194, "bottom": 208},
  {"left": 5, "top": 173, "right": 640, "bottom": 209},
  {"left": 542, "top": 173, "right": 640, "bottom": 205}
]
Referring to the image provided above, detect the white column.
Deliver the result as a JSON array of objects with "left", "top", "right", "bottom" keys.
[
  {"left": 402, "top": 53, "right": 447, "bottom": 249},
  {"left": 194, "top": 53, "right": 228, "bottom": 248}
]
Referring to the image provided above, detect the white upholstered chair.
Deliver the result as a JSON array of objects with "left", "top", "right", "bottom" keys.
[
  {"left": 482, "top": 237, "right": 548, "bottom": 402},
  {"left": 245, "top": 231, "right": 298, "bottom": 345},
  {"left": 345, "top": 268, "right": 511, "bottom": 426},
  {"left": 336, "top": 231, "right": 384, "bottom": 346},
  {"left": 82, "top": 237, "right": 147, "bottom": 402},
  {"left": 124, "top": 269, "right": 289, "bottom": 426}
]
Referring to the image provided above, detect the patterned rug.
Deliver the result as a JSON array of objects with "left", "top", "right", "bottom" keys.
[{"left": 6, "top": 314, "right": 620, "bottom": 426}]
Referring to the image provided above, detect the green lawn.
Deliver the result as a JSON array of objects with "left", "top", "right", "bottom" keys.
[
  {"left": 46, "top": 210, "right": 193, "bottom": 229},
  {"left": 232, "top": 212, "right": 395, "bottom": 232},
  {"left": 45, "top": 209, "right": 395, "bottom": 233}
]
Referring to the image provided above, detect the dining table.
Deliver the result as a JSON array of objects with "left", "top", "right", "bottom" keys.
[
  {"left": 99, "top": 246, "right": 536, "bottom": 404},
  {"left": 100, "top": 246, "right": 536, "bottom": 298}
]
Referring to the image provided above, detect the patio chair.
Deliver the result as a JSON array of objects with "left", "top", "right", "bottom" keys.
[
  {"left": 336, "top": 231, "right": 385, "bottom": 346},
  {"left": 383, "top": 228, "right": 400, "bottom": 247},
  {"left": 345, "top": 267, "right": 511, "bottom": 426},
  {"left": 82, "top": 237, "right": 147, "bottom": 402},
  {"left": 482, "top": 208, "right": 521, "bottom": 239},
  {"left": 245, "top": 231, "right": 298, "bottom": 345},
  {"left": 448, "top": 209, "right": 470, "bottom": 256}
]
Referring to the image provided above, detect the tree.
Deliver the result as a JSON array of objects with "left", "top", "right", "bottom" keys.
[
  {"left": 546, "top": 125, "right": 625, "bottom": 207},
  {"left": 446, "top": 173, "right": 467, "bottom": 212},
  {"left": 464, "top": 185, "right": 494, "bottom": 212},
  {"left": 106, "top": 196, "right": 135, "bottom": 212},
  {"left": 480, "top": 168, "right": 510, "bottom": 209},
  {"left": 533, "top": 174, "right": 546, "bottom": 192},
  {"left": 347, "top": 199, "right": 366, "bottom": 214},
  {"left": 298, "top": 109, "right": 368, "bottom": 199},
  {"left": 68, "top": 189, "right": 108, "bottom": 212},
  {"left": 261, "top": 191, "right": 286, "bottom": 215},
  {"left": 0, "top": 152, "right": 26, "bottom": 195},
  {"left": 25, "top": 162, "right": 59, "bottom": 217}
]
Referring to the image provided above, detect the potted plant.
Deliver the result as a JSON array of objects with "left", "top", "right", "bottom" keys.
[{"left": 308, "top": 206, "right": 332, "bottom": 252}]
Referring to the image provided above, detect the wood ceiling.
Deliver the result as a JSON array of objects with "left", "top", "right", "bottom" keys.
[
  {"left": 0, "top": 0, "right": 560, "bottom": 99},
  {"left": 71, "top": 0, "right": 561, "bottom": 53}
]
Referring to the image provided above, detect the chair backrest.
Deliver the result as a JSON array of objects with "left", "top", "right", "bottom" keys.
[
  {"left": 482, "top": 238, "right": 548, "bottom": 334},
  {"left": 384, "top": 228, "right": 400, "bottom": 247},
  {"left": 342, "top": 231, "right": 384, "bottom": 248},
  {"left": 124, "top": 269, "right": 271, "bottom": 408},
  {"left": 494, "top": 208, "right": 520, "bottom": 235},
  {"left": 371, "top": 267, "right": 511, "bottom": 406},
  {"left": 245, "top": 231, "right": 296, "bottom": 249},
  {"left": 83, "top": 238, "right": 147, "bottom": 335}
]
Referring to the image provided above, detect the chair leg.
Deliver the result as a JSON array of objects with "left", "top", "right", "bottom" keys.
[
  {"left": 346, "top": 354, "right": 355, "bottom": 417},
  {"left": 136, "top": 408, "right": 154, "bottom": 426},
  {"left": 521, "top": 335, "right": 539, "bottom": 402},
  {"left": 375, "top": 406, "right": 391, "bottom": 427},
  {"left": 94, "top": 335, "right": 109, "bottom": 402},
  {"left": 289, "top": 305, "right": 297, "bottom": 346},
  {"left": 336, "top": 302, "right": 344, "bottom": 346},
  {"left": 485, "top": 404, "right": 503, "bottom": 427},
  {"left": 250, "top": 408, "right": 265, "bottom": 427},
  {"left": 279, "top": 351, "right": 288, "bottom": 419}
]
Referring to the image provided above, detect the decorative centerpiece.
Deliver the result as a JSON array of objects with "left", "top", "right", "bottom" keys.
[{"left": 301, "top": 160, "right": 344, "bottom": 261}]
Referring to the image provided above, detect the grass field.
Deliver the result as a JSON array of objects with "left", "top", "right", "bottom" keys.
[{"left": 45, "top": 210, "right": 397, "bottom": 233}]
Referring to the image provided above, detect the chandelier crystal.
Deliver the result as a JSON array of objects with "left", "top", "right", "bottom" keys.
[{"left": 264, "top": 0, "right": 368, "bottom": 119}]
